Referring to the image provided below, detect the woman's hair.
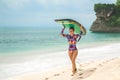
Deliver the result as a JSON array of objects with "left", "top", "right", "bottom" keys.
[{"left": 69, "top": 27, "right": 74, "bottom": 31}]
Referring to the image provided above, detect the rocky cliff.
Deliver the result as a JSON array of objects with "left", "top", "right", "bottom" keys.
[{"left": 90, "top": 2, "right": 120, "bottom": 32}]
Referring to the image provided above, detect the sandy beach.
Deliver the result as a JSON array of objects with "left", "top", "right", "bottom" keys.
[
  {"left": 6, "top": 43, "right": 120, "bottom": 80},
  {"left": 8, "top": 58, "right": 120, "bottom": 80},
  {"left": 1, "top": 0, "right": 120, "bottom": 80}
]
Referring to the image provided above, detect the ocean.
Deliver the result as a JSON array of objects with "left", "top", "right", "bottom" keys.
[
  {"left": 0, "top": 27, "right": 120, "bottom": 54},
  {"left": 0, "top": 27, "right": 120, "bottom": 80}
]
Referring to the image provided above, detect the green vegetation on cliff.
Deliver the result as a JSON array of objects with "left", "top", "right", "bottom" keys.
[
  {"left": 94, "top": 0, "right": 120, "bottom": 27},
  {"left": 94, "top": 4, "right": 115, "bottom": 13},
  {"left": 116, "top": 0, "right": 120, "bottom": 6}
]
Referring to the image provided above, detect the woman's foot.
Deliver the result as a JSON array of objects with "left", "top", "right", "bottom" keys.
[{"left": 71, "top": 68, "right": 77, "bottom": 76}]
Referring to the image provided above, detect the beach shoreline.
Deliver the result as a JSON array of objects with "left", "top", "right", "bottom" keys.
[
  {"left": 0, "top": 42, "right": 119, "bottom": 80},
  {"left": 8, "top": 58, "right": 120, "bottom": 80}
]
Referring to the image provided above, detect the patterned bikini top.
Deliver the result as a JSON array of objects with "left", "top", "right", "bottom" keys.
[{"left": 61, "top": 28, "right": 82, "bottom": 45}]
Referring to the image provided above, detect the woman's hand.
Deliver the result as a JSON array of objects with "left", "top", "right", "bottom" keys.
[
  {"left": 63, "top": 24, "right": 66, "bottom": 29},
  {"left": 64, "top": 26, "right": 65, "bottom": 28}
]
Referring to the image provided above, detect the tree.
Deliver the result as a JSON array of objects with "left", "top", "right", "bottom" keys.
[{"left": 116, "top": 0, "right": 120, "bottom": 6}]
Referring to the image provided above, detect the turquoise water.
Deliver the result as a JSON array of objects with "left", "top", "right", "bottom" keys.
[
  {"left": 0, "top": 27, "right": 120, "bottom": 80},
  {"left": 0, "top": 27, "right": 120, "bottom": 54}
]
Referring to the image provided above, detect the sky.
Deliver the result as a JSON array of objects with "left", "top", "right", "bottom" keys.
[{"left": 0, "top": 0, "right": 116, "bottom": 28}]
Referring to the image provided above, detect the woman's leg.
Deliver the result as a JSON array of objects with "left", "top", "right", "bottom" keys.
[
  {"left": 68, "top": 51, "right": 74, "bottom": 72},
  {"left": 72, "top": 50, "right": 78, "bottom": 73},
  {"left": 68, "top": 51, "right": 73, "bottom": 62}
]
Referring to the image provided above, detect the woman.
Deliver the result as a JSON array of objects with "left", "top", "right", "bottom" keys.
[{"left": 60, "top": 26, "right": 82, "bottom": 76}]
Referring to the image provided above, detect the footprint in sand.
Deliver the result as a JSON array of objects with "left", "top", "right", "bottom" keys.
[
  {"left": 98, "top": 63, "right": 103, "bottom": 66},
  {"left": 44, "top": 78, "right": 49, "bottom": 80},
  {"left": 78, "top": 76, "right": 84, "bottom": 79},
  {"left": 62, "top": 71, "right": 65, "bottom": 73},
  {"left": 79, "top": 73, "right": 83, "bottom": 76},
  {"left": 73, "top": 68, "right": 97, "bottom": 80},
  {"left": 54, "top": 74, "right": 60, "bottom": 76}
]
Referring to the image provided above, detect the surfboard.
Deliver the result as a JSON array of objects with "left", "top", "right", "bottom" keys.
[{"left": 55, "top": 19, "right": 86, "bottom": 35}]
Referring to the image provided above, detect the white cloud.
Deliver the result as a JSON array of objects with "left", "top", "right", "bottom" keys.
[
  {"left": 0, "top": 0, "right": 117, "bottom": 27},
  {"left": 0, "top": 0, "right": 116, "bottom": 10},
  {"left": 91, "top": 0, "right": 116, "bottom": 4},
  {"left": 1, "top": 0, "right": 30, "bottom": 9},
  {"left": 36, "top": 0, "right": 116, "bottom": 7},
  {"left": 36, "top": 0, "right": 93, "bottom": 7},
  {"left": 36, "top": 0, "right": 70, "bottom": 6}
]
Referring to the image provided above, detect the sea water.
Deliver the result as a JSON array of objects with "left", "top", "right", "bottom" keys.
[
  {"left": 0, "top": 27, "right": 120, "bottom": 54},
  {"left": 0, "top": 27, "right": 120, "bottom": 80}
]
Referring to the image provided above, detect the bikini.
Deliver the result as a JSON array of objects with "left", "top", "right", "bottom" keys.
[{"left": 61, "top": 28, "right": 82, "bottom": 53}]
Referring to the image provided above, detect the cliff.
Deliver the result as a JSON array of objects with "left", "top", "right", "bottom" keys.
[{"left": 90, "top": 1, "right": 120, "bottom": 32}]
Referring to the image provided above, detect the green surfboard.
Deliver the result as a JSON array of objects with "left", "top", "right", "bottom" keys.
[{"left": 55, "top": 19, "right": 86, "bottom": 35}]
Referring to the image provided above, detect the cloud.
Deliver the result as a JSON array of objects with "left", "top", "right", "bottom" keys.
[
  {"left": 0, "top": 0, "right": 117, "bottom": 27},
  {"left": 36, "top": 0, "right": 87, "bottom": 7},
  {"left": 36, "top": 0, "right": 116, "bottom": 7},
  {"left": 0, "top": 0, "right": 116, "bottom": 12},
  {"left": 91, "top": 0, "right": 116, "bottom": 4},
  {"left": 0, "top": 0, "right": 30, "bottom": 9},
  {"left": 0, "top": 0, "right": 116, "bottom": 9},
  {"left": 35, "top": 0, "right": 93, "bottom": 9}
]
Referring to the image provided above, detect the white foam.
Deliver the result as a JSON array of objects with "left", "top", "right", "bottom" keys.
[{"left": 0, "top": 43, "right": 120, "bottom": 80}]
